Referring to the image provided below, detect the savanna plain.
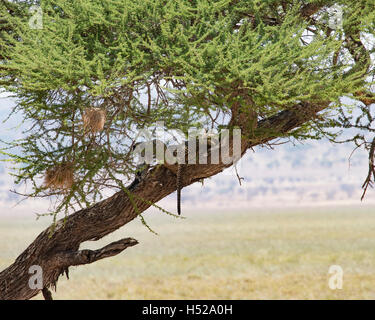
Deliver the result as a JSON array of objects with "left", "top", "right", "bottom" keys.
[{"left": 0, "top": 206, "right": 374, "bottom": 299}]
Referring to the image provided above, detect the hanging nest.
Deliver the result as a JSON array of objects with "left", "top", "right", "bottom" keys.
[
  {"left": 44, "top": 163, "right": 74, "bottom": 190},
  {"left": 83, "top": 107, "right": 106, "bottom": 133}
]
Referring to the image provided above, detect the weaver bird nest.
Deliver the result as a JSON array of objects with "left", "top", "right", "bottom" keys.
[
  {"left": 83, "top": 107, "right": 106, "bottom": 133},
  {"left": 44, "top": 163, "right": 74, "bottom": 190}
]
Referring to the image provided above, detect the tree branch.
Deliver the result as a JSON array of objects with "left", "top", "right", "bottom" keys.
[
  {"left": 42, "top": 287, "right": 53, "bottom": 300},
  {"left": 51, "top": 238, "right": 139, "bottom": 268},
  {"left": 361, "top": 137, "right": 375, "bottom": 200},
  {"left": 0, "top": 101, "right": 328, "bottom": 300}
]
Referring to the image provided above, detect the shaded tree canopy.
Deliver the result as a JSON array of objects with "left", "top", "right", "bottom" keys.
[
  {"left": 0, "top": 0, "right": 374, "bottom": 300},
  {"left": 1, "top": 0, "right": 373, "bottom": 216}
]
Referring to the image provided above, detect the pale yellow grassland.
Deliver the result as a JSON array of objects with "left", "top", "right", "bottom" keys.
[{"left": 0, "top": 206, "right": 374, "bottom": 299}]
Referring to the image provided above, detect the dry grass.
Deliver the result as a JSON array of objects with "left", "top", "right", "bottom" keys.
[{"left": 1, "top": 206, "right": 375, "bottom": 299}]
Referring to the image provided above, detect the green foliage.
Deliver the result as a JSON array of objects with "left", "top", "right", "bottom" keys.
[{"left": 0, "top": 0, "right": 374, "bottom": 218}]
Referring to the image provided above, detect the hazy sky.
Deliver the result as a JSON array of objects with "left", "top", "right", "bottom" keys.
[{"left": 1, "top": 95, "right": 374, "bottom": 218}]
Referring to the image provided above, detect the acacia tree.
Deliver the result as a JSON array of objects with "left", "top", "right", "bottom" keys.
[{"left": 0, "top": 0, "right": 374, "bottom": 300}]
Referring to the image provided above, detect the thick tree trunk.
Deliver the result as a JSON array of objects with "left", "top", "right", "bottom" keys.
[{"left": 0, "top": 102, "right": 326, "bottom": 300}]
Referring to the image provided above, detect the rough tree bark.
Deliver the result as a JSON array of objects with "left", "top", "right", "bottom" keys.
[{"left": 0, "top": 101, "right": 327, "bottom": 300}]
